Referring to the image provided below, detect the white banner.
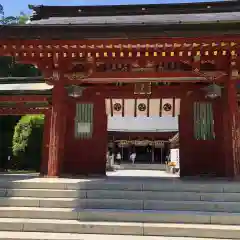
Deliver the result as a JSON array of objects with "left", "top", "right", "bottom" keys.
[
  {"left": 124, "top": 99, "right": 135, "bottom": 117},
  {"left": 149, "top": 99, "right": 160, "bottom": 116},
  {"left": 105, "top": 98, "right": 180, "bottom": 117},
  {"left": 136, "top": 99, "right": 148, "bottom": 117},
  {"left": 112, "top": 99, "right": 123, "bottom": 116},
  {"left": 161, "top": 98, "right": 174, "bottom": 117}
]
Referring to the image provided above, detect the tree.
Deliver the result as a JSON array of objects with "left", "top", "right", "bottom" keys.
[
  {"left": 18, "top": 12, "right": 29, "bottom": 24},
  {"left": 12, "top": 115, "right": 45, "bottom": 170},
  {"left": 0, "top": 5, "right": 29, "bottom": 25},
  {"left": 0, "top": 4, "right": 17, "bottom": 25},
  {"left": 0, "top": 6, "right": 42, "bottom": 171},
  {"left": 0, "top": 4, "right": 3, "bottom": 16},
  {"left": 0, "top": 6, "right": 38, "bottom": 78}
]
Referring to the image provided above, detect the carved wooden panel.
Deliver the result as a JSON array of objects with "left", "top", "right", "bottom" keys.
[{"left": 134, "top": 83, "right": 152, "bottom": 95}]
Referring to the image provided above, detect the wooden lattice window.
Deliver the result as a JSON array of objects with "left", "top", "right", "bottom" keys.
[
  {"left": 193, "top": 102, "right": 215, "bottom": 140},
  {"left": 75, "top": 103, "right": 93, "bottom": 139}
]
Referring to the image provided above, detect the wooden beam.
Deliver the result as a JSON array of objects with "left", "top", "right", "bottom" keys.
[
  {"left": 0, "top": 108, "right": 49, "bottom": 115},
  {"left": 96, "top": 83, "right": 205, "bottom": 98},
  {"left": 0, "top": 36, "right": 239, "bottom": 48},
  {"left": 0, "top": 95, "right": 50, "bottom": 102},
  {"left": 72, "top": 77, "right": 208, "bottom": 84},
  {"left": 64, "top": 69, "right": 227, "bottom": 84},
  {"left": 0, "top": 77, "right": 44, "bottom": 84}
]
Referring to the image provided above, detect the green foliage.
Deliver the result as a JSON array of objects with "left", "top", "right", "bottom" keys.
[
  {"left": 0, "top": 5, "right": 29, "bottom": 25},
  {"left": 0, "top": 57, "right": 41, "bottom": 77},
  {"left": 12, "top": 115, "right": 44, "bottom": 157},
  {"left": 17, "top": 12, "right": 29, "bottom": 24},
  {"left": 0, "top": 6, "right": 38, "bottom": 78}
]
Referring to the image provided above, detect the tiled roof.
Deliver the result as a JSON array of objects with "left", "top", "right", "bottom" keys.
[
  {"left": 29, "top": 1, "right": 238, "bottom": 21},
  {"left": 29, "top": 12, "right": 240, "bottom": 26}
]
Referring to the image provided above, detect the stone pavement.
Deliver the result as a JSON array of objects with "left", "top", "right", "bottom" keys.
[{"left": 0, "top": 232, "right": 232, "bottom": 240}]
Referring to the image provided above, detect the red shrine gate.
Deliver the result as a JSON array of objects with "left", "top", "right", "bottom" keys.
[{"left": 0, "top": 2, "right": 240, "bottom": 178}]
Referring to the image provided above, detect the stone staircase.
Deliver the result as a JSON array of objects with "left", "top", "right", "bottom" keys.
[
  {"left": 0, "top": 177, "right": 240, "bottom": 239},
  {"left": 119, "top": 164, "right": 166, "bottom": 171}
]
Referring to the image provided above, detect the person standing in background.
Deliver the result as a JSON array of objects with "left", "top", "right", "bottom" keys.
[
  {"left": 130, "top": 152, "right": 136, "bottom": 164},
  {"left": 116, "top": 152, "right": 121, "bottom": 165}
]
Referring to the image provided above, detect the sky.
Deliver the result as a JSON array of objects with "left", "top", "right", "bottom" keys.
[{"left": 1, "top": 0, "right": 224, "bottom": 16}]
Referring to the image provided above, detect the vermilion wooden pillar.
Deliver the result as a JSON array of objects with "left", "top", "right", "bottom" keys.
[
  {"left": 40, "top": 110, "right": 51, "bottom": 176},
  {"left": 179, "top": 93, "right": 192, "bottom": 177},
  {"left": 47, "top": 83, "right": 67, "bottom": 177},
  {"left": 222, "top": 75, "right": 238, "bottom": 177}
]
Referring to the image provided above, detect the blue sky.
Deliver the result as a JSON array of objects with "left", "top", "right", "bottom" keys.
[{"left": 1, "top": 0, "right": 224, "bottom": 16}]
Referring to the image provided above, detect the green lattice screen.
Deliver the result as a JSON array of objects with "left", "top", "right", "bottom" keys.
[
  {"left": 193, "top": 102, "right": 215, "bottom": 140},
  {"left": 75, "top": 103, "right": 93, "bottom": 139}
]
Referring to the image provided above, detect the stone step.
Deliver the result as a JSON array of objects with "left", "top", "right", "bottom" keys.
[
  {"left": 87, "top": 190, "right": 204, "bottom": 201},
  {"left": 0, "top": 189, "right": 206, "bottom": 201},
  {"left": 0, "top": 197, "right": 81, "bottom": 208},
  {"left": 2, "top": 179, "right": 240, "bottom": 193},
  {"left": 87, "top": 190, "right": 240, "bottom": 202},
  {"left": 0, "top": 207, "right": 78, "bottom": 220},
  {"left": 2, "top": 197, "right": 240, "bottom": 212},
  {"left": 0, "top": 189, "right": 86, "bottom": 198},
  {"left": 120, "top": 164, "right": 166, "bottom": 171},
  {"left": 142, "top": 200, "right": 240, "bottom": 213},
  {"left": 77, "top": 209, "right": 240, "bottom": 225},
  {"left": 0, "top": 218, "right": 239, "bottom": 239},
  {"left": 3, "top": 188, "right": 240, "bottom": 202},
  {"left": 1, "top": 207, "right": 240, "bottom": 225},
  {"left": 0, "top": 181, "right": 67, "bottom": 190},
  {"left": 0, "top": 197, "right": 141, "bottom": 209},
  {"left": 0, "top": 232, "right": 231, "bottom": 240}
]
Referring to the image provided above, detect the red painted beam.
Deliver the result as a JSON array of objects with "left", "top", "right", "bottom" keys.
[
  {"left": 65, "top": 71, "right": 210, "bottom": 84},
  {"left": 79, "top": 83, "right": 205, "bottom": 98},
  {"left": 0, "top": 96, "right": 50, "bottom": 102},
  {"left": 0, "top": 36, "right": 240, "bottom": 47},
  {"left": 0, "top": 108, "right": 49, "bottom": 115}
]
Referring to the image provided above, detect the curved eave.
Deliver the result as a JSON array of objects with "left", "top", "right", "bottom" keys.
[
  {"left": 29, "top": 11, "right": 240, "bottom": 26},
  {"left": 28, "top": 20, "right": 240, "bottom": 27},
  {"left": 2, "top": 22, "right": 240, "bottom": 39}
]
